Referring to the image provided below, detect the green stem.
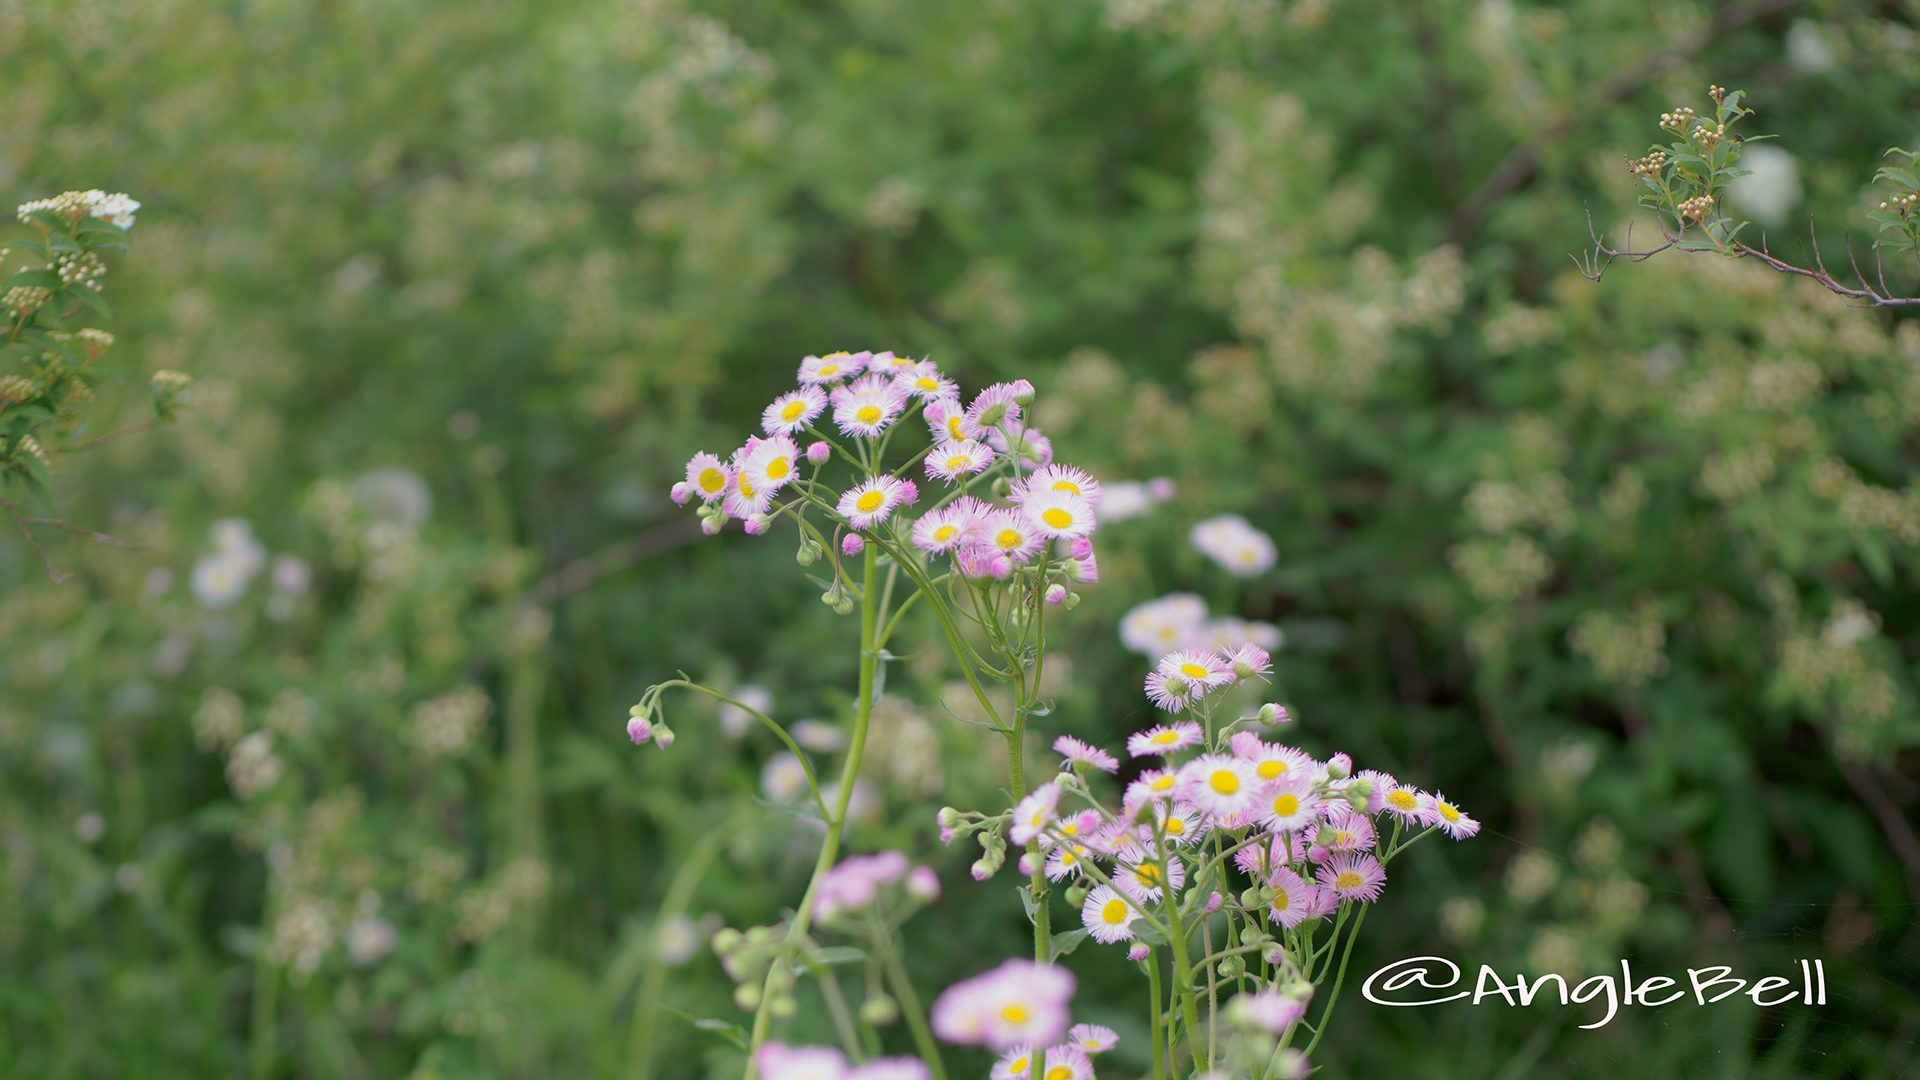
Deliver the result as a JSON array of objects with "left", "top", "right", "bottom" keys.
[
  {"left": 743, "top": 547, "right": 882, "bottom": 1077},
  {"left": 626, "top": 821, "right": 731, "bottom": 1079},
  {"left": 1146, "top": 947, "right": 1167, "bottom": 1080},
  {"left": 878, "top": 938, "right": 948, "bottom": 1080},
  {"left": 1300, "top": 905, "right": 1367, "bottom": 1062}
]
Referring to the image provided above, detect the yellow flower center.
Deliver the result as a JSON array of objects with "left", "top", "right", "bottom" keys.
[
  {"left": 855, "top": 490, "right": 885, "bottom": 513},
  {"left": 781, "top": 400, "right": 807, "bottom": 421},
  {"left": 917, "top": 376, "right": 940, "bottom": 391},
  {"left": 1438, "top": 801, "right": 1460, "bottom": 822},
  {"left": 856, "top": 404, "right": 883, "bottom": 424},
  {"left": 1010, "top": 1057, "right": 1029, "bottom": 1075},
  {"left": 946, "top": 454, "right": 972, "bottom": 472},
  {"left": 1271, "top": 794, "right": 1300, "bottom": 817},
  {"left": 1336, "top": 870, "right": 1364, "bottom": 890},
  {"left": 1388, "top": 790, "right": 1418, "bottom": 810},
  {"left": 1209, "top": 769, "right": 1240, "bottom": 795},
  {"left": 739, "top": 478, "right": 757, "bottom": 498},
  {"left": 818, "top": 362, "right": 840, "bottom": 377},
  {"left": 995, "top": 528, "right": 1023, "bottom": 550},
  {"left": 932, "top": 524, "right": 956, "bottom": 543},
  {"left": 766, "top": 457, "right": 790, "bottom": 480},
  {"left": 1046, "top": 1068, "right": 1072, "bottom": 1080},
  {"left": 1330, "top": 830, "right": 1354, "bottom": 847},
  {"left": 697, "top": 467, "right": 726, "bottom": 493},
  {"left": 1272, "top": 888, "right": 1290, "bottom": 912},
  {"left": 1151, "top": 775, "right": 1175, "bottom": 791},
  {"left": 1101, "top": 898, "right": 1128, "bottom": 925},
  {"left": 947, "top": 417, "right": 966, "bottom": 439},
  {"left": 1178, "top": 662, "right": 1209, "bottom": 679},
  {"left": 1134, "top": 863, "right": 1161, "bottom": 884},
  {"left": 1030, "top": 808, "right": 1047, "bottom": 827},
  {"left": 1165, "top": 816, "right": 1185, "bottom": 836},
  {"left": 1257, "top": 761, "right": 1286, "bottom": 781},
  {"left": 1001, "top": 1004, "right": 1030, "bottom": 1024},
  {"left": 1041, "top": 507, "right": 1073, "bottom": 529},
  {"left": 1051, "top": 479, "right": 1082, "bottom": 494},
  {"left": 1061, "top": 847, "right": 1081, "bottom": 866}
]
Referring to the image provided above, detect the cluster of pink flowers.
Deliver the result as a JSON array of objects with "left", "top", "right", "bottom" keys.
[
  {"left": 753, "top": 1043, "right": 929, "bottom": 1080},
  {"left": 812, "top": 850, "right": 940, "bottom": 922},
  {"left": 1002, "top": 640, "right": 1477, "bottom": 950},
  {"left": 928, "top": 959, "right": 1076, "bottom": 1049},
  {"left": 666, "top": 349, "right": 1103, "bottom": 584}
]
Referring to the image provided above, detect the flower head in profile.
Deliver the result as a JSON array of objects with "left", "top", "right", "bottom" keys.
[
  {"left": 1014, "top": 464, "right": 1103, "bottom": 511},
  {"left": 1424, "top": 792, "right": 1481, "bottom": 839},
  {"left": 1052, "top": 735, "right": 1118, "bottom": 774},
  {"left": 1377, "top": 778, "right": 1431, "bottom": 826},
  {"left": 926, "top": 439, "right": 995, "bottom": 482},
  {"left": 762, "top": 387, "right": 827, "bottom": 435},
  {"left": 925, "top": 397, "right": 973, "bottom": 443},
  {"left": 894, "top": 360, "right": 958, "bottom": 401},
  {"left": 799, "top": 351, "right": 864, "bottom": 385},
  {"left": 1265, "top": 865, "right": 1314, "bottom": 928},
  {"left": 838, "top": 477, "right": 909, "bottom": 529},
  {"left": 1080, "top": 884, "right": 1139, "bottom": 944},
  {"left": 1231, "top": 989, "right": 1310, "bottom": 1035},
  {"left": 964, "top": 383, "right": 1024, "bottom": 435},
  {"left": 1126, "top": 722, "right": 1202, "bottom": 758},
  {"left": 1066, "top": 1023, "right": 1118, "bottom": 1055},
  {"left": 1009, "top": 782, "right": 1061, "bottom": 846},
  {"left": 1119, "top": 593, "right": 1210, "bottom": 656},
  {"left": 1190, "top": 513, "right": 1277, "bottom": 576},
  {"left": 930, "top": 959, "right": 1075, "bottom": 1051}
]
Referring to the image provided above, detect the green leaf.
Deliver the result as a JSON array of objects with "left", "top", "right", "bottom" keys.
[{"left": 1048, "top": 928, "right": 1090, "bottom": 961}]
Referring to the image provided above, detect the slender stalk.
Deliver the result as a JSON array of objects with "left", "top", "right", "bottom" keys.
[
  {"left": 626, "top": 821, "right": 732, "bottom": 1079},
  {"left": 744, "top": 547, "right": 882, "bottom": 1076},
  {"left": 1146, "top": 947, "right": 1167, "bottom": 1080},
  {"left": 248, "top": 901, "right": 279, "bottom": 1079},
  {"left": 1300, "top": 906, "right": 1367, "bottom": 1061},
  {"left": 878, "top": 938, "right": 948, "bottom": 1080}
]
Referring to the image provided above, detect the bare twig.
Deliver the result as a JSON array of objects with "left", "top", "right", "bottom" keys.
[
  {"left": 1574, "top": 206, "right": 1920, "bottom": 307},
  {"left": 3, "top": 499, "right": 70, "bottom": 583},
  {"left": 524, "top": 517, "right": 703, "bottom": 605},
  {"left": 18, "top": 515, "right": 147, "bottom": 549},
  {"left": 62, "top": 416, "right": 158, "bottom": 452},
  {"left": 1450, "top": 0, "right": 1804, "bottom": 242},
  {"left": 1833, "top": 753, "right": 1920, "bottom": 905}
]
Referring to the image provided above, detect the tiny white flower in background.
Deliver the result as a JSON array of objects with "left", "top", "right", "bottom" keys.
[
  {"left": 1190, "top": 513, "right": 1276, "bottom": 576},
  {"left": 351, "top": 467, "right": 433, "bottom": 530},
  {"left": 191, "top": 552, "right": 254, "bottom": 609},
  {"left": 760, "top": 753, "right": 810, "bottom": 803},
  {"left": 1727, "top": 145, "right": 1800, "bottom": 228},
  {"left": 792, "top": 719, "right": 844, "bottom": 752},
  {"left": 1099, "top": 480, "right": 1153, "bottom": 522},
  {"left": 269, "top": 554, "right": 311, "bottom": 595},
  {"left": 654, "top": 914, "right": 699, "bottom": 966},
  {"left": 719, "top": 684, "right": 774, "bottom": 739},
  {"left": 1119, "top": 592, "right": 1210, "bottom": 656},
  {"left": 1785, "top": 19, "right": 1836, "bottom": 73},
  {"left": 346, "top": 915, "right": 397, "bottom": 966}
]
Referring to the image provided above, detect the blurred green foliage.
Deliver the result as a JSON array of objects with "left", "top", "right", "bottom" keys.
[{"left": 2, "top": 0, "right": 1918, "bottom": 1077}]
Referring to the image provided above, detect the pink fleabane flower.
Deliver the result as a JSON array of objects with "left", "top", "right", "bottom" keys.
[
  {"left": 1021, "top": 489, "right": 1096, "bottom": 539},
  {"left": 683, "top": 452, "right": 731, "bottom": 504},
  {"left": 1424, "top": 792, "right": 1480, "bottom": 839},
  {"left": 929, "top": 959, "right": 1075, "bottom": 1051},
  {"left": 762, "top": 387, "right": 827, "bottom": 435},
  {"left": 1080, "top": 884, "right": 1139, "bottom": 944},
  {"left": 894, "top": 361, "right": 958, "bottom": 401},
  {"left": 911, "top": 506, "right": 972, "bottom": 554},
  {"left": 1318, "top": 852, "right": 1387, "bottom": 903},
  {"left": 1067, "top": 1023, "right": 1118, "bottom": 1055},
  {"left": 1126, "top": 722, "right": 1202, "bottom": 758},
  {"left": 1053, "top": 735, "right": 1118, "bottom": 773},
  {"left": 1014, "top": 464, "right": 1103, "bottom": 510},
  {"left": 1265, "top": 866, "right": 1313, "bottom": 928},
  {"left": 799, "top": 351, "right": 864, "bottom": 384},
  {"left": 838, "top": 477, "right": 909, "bottom": 529},
  {"left": 964, "top": 383, "right": 1024, "bottom": 435},
  {"left": 927, "top": 439, "right": 995, "bottom": 482},
  {"left": 973, "top": 509, "right": 1044, "bottom": 563},
  {"left": 833, "top": 374, "right": 909, "bottom": 438}
]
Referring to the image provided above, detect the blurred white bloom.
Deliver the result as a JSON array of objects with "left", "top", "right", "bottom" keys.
[
  {"left": 75, "top": 812, "right": 104, "bottom": 843},
  {"left": 719, "top": 684, "right": 774, "bottom": 739},
  {"left": 346, "top": 915, "right": 398, "bottom": 966},
  {"left": 1100, "top": 481, "right": 1153, "bottom": 522},
  {"left": 114, "top": 863, "right": 144, "bottom": 893},
  {"left": 227, "top": 732, "right": 283, "bottom": 799},
  {"left": 191, "top": 519, "right": 268, "bottom": 609},
  {"left": 1190, "top": 514, "right": 1277, "bottom": 576},
  {"left": 791, "top": 719, "right": 844, "bottom": 752},
  {"left": 1727, "top": 145, "right": 1800, "bottom": 228},
  {"left": 154, "top": 634, "right": 192, "bottom": 676},
  {"left": 1785, "top": 20, "right": 1836, "bottom": 73},
  {"left": 271, "top": 554, "right": 311, "bottom": 594},
  {"left": 760, "top": 753, "right": 809, "bottom": 803},
  {"left": 1120, "top": 593, "right": 1210, "bottom": 656},
  {"left": 143, "top": 567, "right": 174, "bottom": 597},
  {"left": 654, "top": 914, "right": 699, "bottom": 966},
  {"left": 1199, "top": 617, "right": 1284, "bottom": 652},
  {"left": 352, "top": 468, "right": 432, "bottom": 530}
]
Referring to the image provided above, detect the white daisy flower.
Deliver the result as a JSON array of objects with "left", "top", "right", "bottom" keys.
[
  {"left": 1020, "top": 489, "right": 1096, "bottom": 539},
  {"left": 926, "top": 439, "right": 996, "bottom": 482},
  {"left": 762, "top": 387, "right": 827, "bottom": 435},
  {"left": 837, "top": 477, "right": 908, "bottom": 529},
  {"left": 1260, "top": 775, "right": 1321, "bottom": 833},
  {"left": 832, "top": 375, "right": 908, "bottom": 438},
  {"left": 1177, "top": 754, "right": 1261, "bottom": 818},
  {"left": 799, "top": 351, "right": 861, "bottom": 384},
  {"left": 1080, "top": 884, "right": 1139, "bottom": 944}
]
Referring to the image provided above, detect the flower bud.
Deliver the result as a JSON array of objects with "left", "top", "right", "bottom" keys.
[
  {"left": 700, "top": 514, "right": 723, "bottom": 536},
  {"left": 1018, "top": 852, "right": 1039, "bottom": 876},
  {"left": 1217, "top": 955, "right": 1245, "bottom": 977},
  {"left": 898, "top": 480, "right": 919, "bottom": 505},
  {"left": 1044, "top": 583, "right": 1067, "bottom": 606},
  {"left": 711, "top": 928, "right": 742, "bottom": 955},
  {"left": 1258, "top": 703, "right": 1291, "bottom": 726},
  {"left": 1325, "top": 753, "right": 1351, "bottom": 779},
  {"left": 831, "top": 593, "right": 856, "bottom": 616},
  {"left": 806, "top": 441, "right": 831, "bottom": 465},
  {"left": 859, "top": 995, "right": 898, "bottom": 1026},
  {"left": 841, "top": 533, "right": 865, "bottom": 557},
  {"left": 969, "top": 859, "right": 994, "bottom": 881},
  {"left": 670, "top": 482, "right": 692, "bottom": 505},
  {"left": 652, "top": 723, "right": 676, "bottom": 750},
  {"left": 769, "top": 995, "right": 797, "bottom": 1019},
  {"left": 1008, "top": 379, "right": 1036, "bottom": 405},
  {"left": 733, "top": 983, "right": 761, "bottom": 1011},
  {"left": 743, "top": 513, "right": 770, "bottom": 536},
  {"left": 626, "top": 715, "right": 654, "bottom": 745},
  {"left": 1127, "top": 943, "right": 1150, "bottom": 962},
  {"left": 796, "top": 538, "right": 822, "bottom": 566},
  {"left": 1064, "top": 882, "right": 1089, "bottom": 908},
  {"left": 1206, "top": 891, "right": 1224, "bottom": 913},
  {"left": 906, "top": 865, "right": 941, "bottom": 902}
]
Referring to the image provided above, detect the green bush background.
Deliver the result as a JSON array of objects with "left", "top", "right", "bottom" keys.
[{"left": 3, "top": 0, "right": 1918, "bottom": 1076}]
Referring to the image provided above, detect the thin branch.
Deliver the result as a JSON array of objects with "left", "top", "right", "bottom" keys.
[
  {"left": 1577, "top": 207, "right": 1920, "bottom": 307},
  {"left": 1451, "top": 0, "right": 1804, "bottom": 242},
  {"left": 18, "top": 515, "right": 147, "bottom": 549},
  {"left": 61, "top": 416, "right": 158, "bottom": 452},
  {"left": 3, "top": 499, "right": 70, "bottom": 583},
  {"left": 1833, "top": 753, "right": 1920, "bottom": 905}
]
